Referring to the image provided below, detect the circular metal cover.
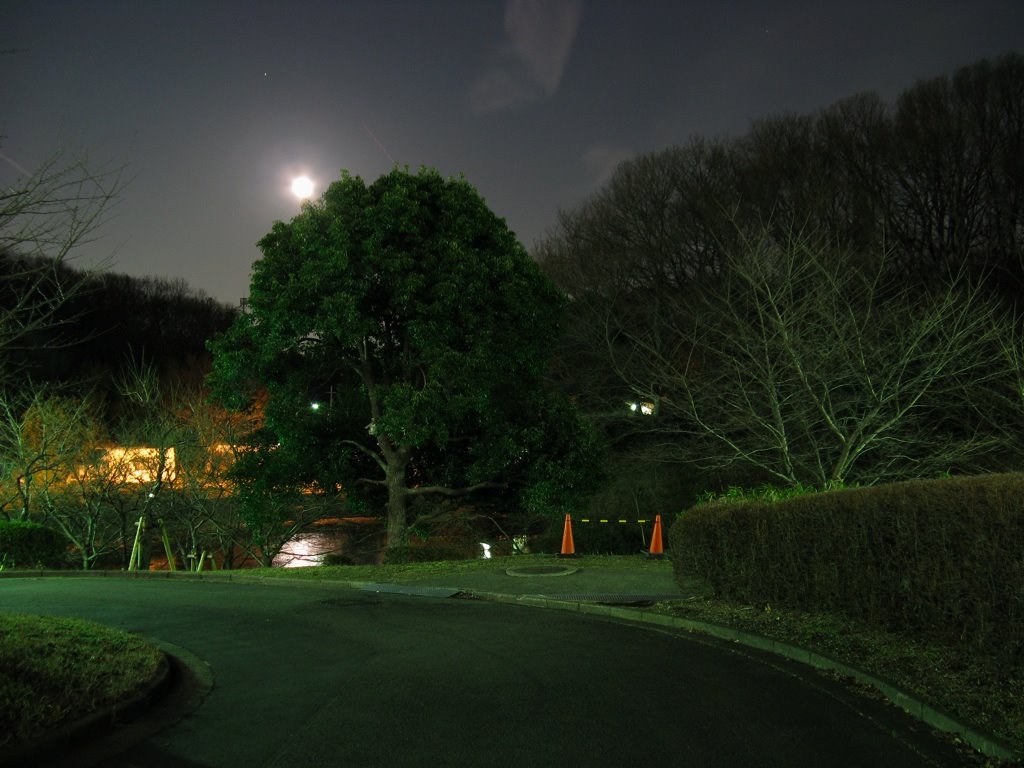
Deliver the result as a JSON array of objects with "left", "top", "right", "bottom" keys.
[{"left": 505, "top": 565, "right": 578, "bottom": 577}]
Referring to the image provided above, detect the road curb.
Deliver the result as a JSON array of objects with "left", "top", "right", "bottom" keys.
[
  {"left": 466, "top": 589, "right": 1021, "bottom": 764},
  {"left": 0, "top": 648, "right": 172, "bottom": 768}
]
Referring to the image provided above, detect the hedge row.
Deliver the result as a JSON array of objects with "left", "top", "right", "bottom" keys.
[
  {"left": 0, "top": 520, "right": 66, "bottom": 569},
  {"left": 669, "top": 473, "right": 1024, "bottom": 655}
]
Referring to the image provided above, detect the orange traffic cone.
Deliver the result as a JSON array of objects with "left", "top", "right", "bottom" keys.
[
  {"left": 558, "top": 514, "right": 576, "bottom": 558},
  {"left": 647, "top": 514, "right": 664, "bottom": 559}
]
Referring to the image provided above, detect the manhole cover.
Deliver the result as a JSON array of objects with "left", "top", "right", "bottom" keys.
[{"left": 505, "top": 566, "right": 578, "bottom": 577}]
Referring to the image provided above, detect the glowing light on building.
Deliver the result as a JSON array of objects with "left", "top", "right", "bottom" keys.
[
  {"left": 88, "top": 446, "right": 177, "bottom": 485},
  {"left": 627, "top": 401, "right": 655, "bottom": 416}
]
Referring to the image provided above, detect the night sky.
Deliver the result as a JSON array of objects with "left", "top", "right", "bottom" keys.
[{"left": 4, "top": 1, "right": 1023, "bottom": 304}]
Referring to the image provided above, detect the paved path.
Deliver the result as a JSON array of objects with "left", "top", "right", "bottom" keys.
[{"left": 3, "top": 577, "right": 969, "bottom": 767}]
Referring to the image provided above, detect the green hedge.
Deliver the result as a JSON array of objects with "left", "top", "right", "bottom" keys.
[
  {"left": 0, "top": 520, "right": 66, "bottom": 569},
  {"left": 669, "top": 473, "right": 1024, "bottom": 655}
]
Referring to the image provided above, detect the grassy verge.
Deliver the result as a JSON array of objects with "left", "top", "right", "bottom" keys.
[
  {"left": 0, "top": 614, "right": 165, "bottom": 746},
  {"left": 247, "top": 553, "right": 670, "bottom": 583}
]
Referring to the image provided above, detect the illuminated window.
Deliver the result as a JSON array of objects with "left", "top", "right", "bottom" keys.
[
  {"left": 100, "top": 446, "right": 177, "bottom": 484},
  {"left": 626, "top": 400, "right": 655, "bottom": 416}
]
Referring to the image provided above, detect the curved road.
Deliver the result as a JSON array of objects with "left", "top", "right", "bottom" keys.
[{"left": 3, "top": 577, "right": 969, "bottom": 768}]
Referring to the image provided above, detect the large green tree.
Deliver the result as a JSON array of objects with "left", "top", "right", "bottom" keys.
[{"left": 208, "top": 168, "right": 596, "bottom": 547}]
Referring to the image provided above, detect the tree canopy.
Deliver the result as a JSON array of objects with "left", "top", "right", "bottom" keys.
[
  {"left": 536, "top": 53, "right": 1024, "bottom": 492},
  {"left": 208, "top": 167, "right": 597, "bottom": 546}
]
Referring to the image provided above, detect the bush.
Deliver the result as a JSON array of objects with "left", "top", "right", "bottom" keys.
[
  {"left": 669, "top": 473, "right": 1024, "bottom": 656},
  {"left": 383, "top": 543, "right": 475, "bottom": 564},
  {"left": 693, "top": 482, "right": 824, "bottom": 505},
  {"left": 0, "top": 520, "right": 66, "bottom": 569},
  {"left": 322, "top": 553, "right": 356, "bottom": 566}
]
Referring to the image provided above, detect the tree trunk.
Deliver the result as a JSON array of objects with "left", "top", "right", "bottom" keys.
[{"left": 385, "top": 455, "right": 409, "bottom": 548}]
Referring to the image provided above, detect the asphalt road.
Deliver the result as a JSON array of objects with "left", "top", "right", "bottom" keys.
[{"left": 2, "top": 577, "right": 971, "bottom": 768}]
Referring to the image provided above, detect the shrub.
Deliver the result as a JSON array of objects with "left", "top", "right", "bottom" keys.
[
  {"left": 694, "top": 482, "right": 824, "bottom": 505},
  {"left": 669, "top": 473, "right": 1024, "bottom": 656},
  {"left": 322, "top": 553, "right": 356, "bottom": 566},
  {"left": 0, "top": 520, "right": 66, "bottom": 569},
  {"left": 383, "top": 544, "right": 475, "bottom": 564}
]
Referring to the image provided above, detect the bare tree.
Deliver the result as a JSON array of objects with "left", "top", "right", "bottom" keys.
[
  {"left": 165, "top": 393, "right": 262, "bottom": 570},
  {"left": 48, "top": 439, "right": 136, "bottom": 569},
  {"left": 0, "top": 389, "right": 128, "bottom": 569},
  {"left": 882, "top": 54, "right": 1024, "bottom": 300},
  {"left": 112, "top": 362, "right": 276, "bottom": 569},
  {"left": 0, "top": 145, "right": 124, "bottom": 384},
  {"left": 536, "top": 54, "right": 1024, "bottom": 499},
  {"left": 0, "top": 389, "right": 99, "bottom": 521},
  {"left": 610, "top": 229, "right": 1013, "bottom": 488},
  {"left": 536, "top": 140, "right": 738, "bottom": 427}
]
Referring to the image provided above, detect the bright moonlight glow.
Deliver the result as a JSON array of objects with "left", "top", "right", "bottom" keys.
[{"left": 291, "top": 176, "right": 314, "bottom": 199}]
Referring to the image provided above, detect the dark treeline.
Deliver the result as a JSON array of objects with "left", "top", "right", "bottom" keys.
[
  {"left": 0, "top": 252, "right": 242, "bottom": 568},
  {"left": 3, "top": 52, "right": 1023, "bottom": 559},
  {"left": 0, "top": 251, "right": 236, "bottom": 396},
  {"left": 536, "top": 53, "right": 1024, "bottom": 507},
  {"left": 540, "top": 52, "right": 1024, "bottom": 308}
]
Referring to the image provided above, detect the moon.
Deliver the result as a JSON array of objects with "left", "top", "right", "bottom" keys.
[{"left": 291, "top": 176, "right": 314, "bottom": 199}]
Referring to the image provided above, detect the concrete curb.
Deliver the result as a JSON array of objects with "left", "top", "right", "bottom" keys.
[
  {"left": 466, "top": 589, "right": 1021, "bottom": 764},
  {"left": 0, "top": 648, "right": 172, "bottom": 767},
  {"left": 0, "top": 568, "right": 378, "bottom": 591}
]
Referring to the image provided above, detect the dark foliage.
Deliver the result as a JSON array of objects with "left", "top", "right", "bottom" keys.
[
  {"left": 670, "top": 473, "right": 1024, "bottom": 657},
  {"left": 209, "top": 167, "right": 601, "bottom": 547},
  {"left": 537, "top": 52, "right": 1024, "bottom": 495},
  {"left": 382, "top": 543, "right": 476, "bottom": 564},
  {"left": 0, "top": 252, "right": 236, "bottom": 394},
  {"left": 0, "top": 519, "right": 66, "bottom": 568}
]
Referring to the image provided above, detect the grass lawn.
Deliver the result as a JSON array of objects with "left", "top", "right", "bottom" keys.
[
  {"left": 0, "top": 614, "right": 165, "bottom": 746},
  {"left": 248, "top": 552, "right": 671, "bottom": 582}
]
